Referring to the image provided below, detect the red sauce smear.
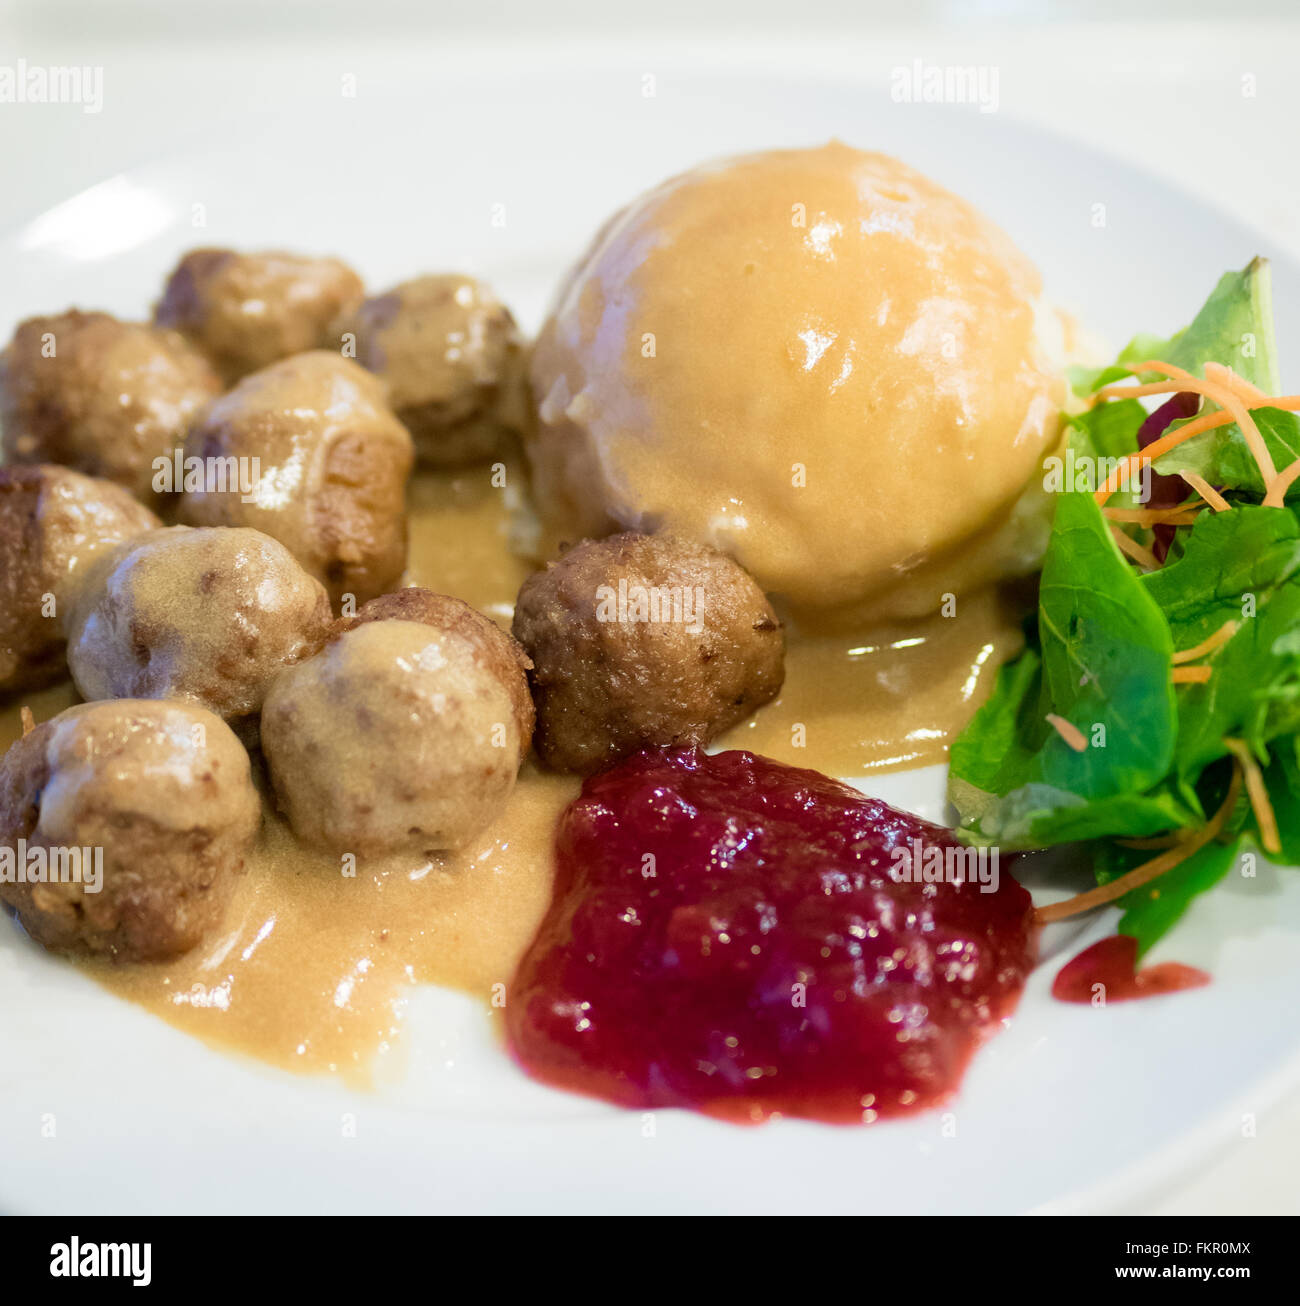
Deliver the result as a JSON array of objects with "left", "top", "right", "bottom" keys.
[
  {"left": 1052, "top": 935, "right": 1210, "bottom": 1004},
  {"left": 506, "top": 748, "right": 1037, "bottom": 1124}
]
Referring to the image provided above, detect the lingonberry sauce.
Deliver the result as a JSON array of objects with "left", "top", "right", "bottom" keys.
[
  {"left": 1052, "top": 935, "right": 1209, "bottom": 1003},
  {"left": 507, "top": 748, "right": 1037, "bottom": 1123}
]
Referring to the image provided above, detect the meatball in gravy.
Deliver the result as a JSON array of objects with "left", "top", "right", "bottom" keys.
[
  {"left": 178, "top": 351, "right": 414, "bottom": 608},
  {"left": 0, "top": 699, "right": 260, "bottom": 960},
  {"left": 155, "top": 248, "right": 365, "bottom": 383},
  {"left": 0, "top": 311, "right": 221, "bottom": 504},
  {"left": 65, "top": 525, "right": 333, "bottom": 720},
  {"left": 261, "top": 588, "right": 533, "bottom": 856},
  {"left": 336, "top": 274, "right": 526, "bottom": 465},
  {"left": 0, "top": 465, "right": 160, "bottom": 694},
  {"left": 512, "top": 532, "right": 784, "bottom": 774}
]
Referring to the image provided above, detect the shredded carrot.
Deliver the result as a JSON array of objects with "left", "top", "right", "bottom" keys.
[
  {"left": 1093, "top": 380, "right": 1189, "bottom": 403},
  {"left": 1097, "top": 366, "right": 1262, "bottom": 407},
  {"left": 1118, "top": 834, "right": 1183, "bottom": 850},
  {"left": 1179, "top": 469, "right": 1231, "bottom": 512},
  {"left": 1217, "top": 391, "right": 1275, "bottom": 491},
  {"left": 1122, "top": 360, "right": 1278, "bottom": 487},
  {"left": 1046, "top": 714, "right": 1088, "bottom": 752},
  {"left": 1171, "top": 665, "right": 1213, "bottom": 684},
  {"left": 1263, "top": 458, "right": 1300, "bottom": 508},
  {"left": 1109, "top": 524, "right": 1161, "bottom": 570},
  {"left": 1103, "top": 505, "right": 1201, "bottom": 525},
  {"left": 1223, "top": 738, "right": 1281, "bottom": 854},
  {"left": 1094, "top": 411, "right": 1230, "bottom": 505},
  {"left": 1172, "top": 620, "right": 1238, "bottom": 664},
  {"left": 1090, "top": 377, "right": 1300, "bottom": 508},
  {"left": 1205, "top": 360, "right": 1267, "bottom": 403},
  {"left": 1034, "top": 766, "right": 1242, "bottom": 924},
  {"left": 1095, "top": 361, "right": 1277, "bottom": 499}
]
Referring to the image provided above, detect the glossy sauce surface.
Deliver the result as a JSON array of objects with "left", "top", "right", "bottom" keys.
[
  {"left": 528, "top": 142, "right": 1065, "bottom": 615},
  {"left": 0, "top": 464, "right": 1025, "bottom": 1078},
  {"left": 507, "top": 748, "right": 1037, "bottom": 1122},
  {"left": 82, "top": 768, "right": 576, "bottom": 1083},
  {"left": 724, "top": 589, "right": 1025, "bottom": 774}
]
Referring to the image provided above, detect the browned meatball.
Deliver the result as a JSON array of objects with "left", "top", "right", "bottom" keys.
[
  {"left": 0, "top": 311, "right": 221, "bottom": 504},
  {"left": 335, "top": 587, "right": 534, "bottom": 740},
  {"left": 0, "top": 699, "right": 260, "bottom": 960},
  {"left": 262, "top": 588, "right": 533, "bottom": 855},
  {"left": 154, "top": 248, "right": 365, "bottom": 383},
  {"left": 177, "top": 351, "right": 414, "bottom": 608},
  {"left": 512, "top": 532, "right": 785, "bottom": 773},
  {"left": 64, "top": 525, "right": 333, "bottom": 720},
  {"left": 335, "top": 274, "right": 527, "bottom": 465},
  {"left": 0, "top": 465, "right": 160, "bottom": 694}
]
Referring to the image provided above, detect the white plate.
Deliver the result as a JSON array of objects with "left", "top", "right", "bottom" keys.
[{"left": 3, "top": 64, "right": 1299, "bottom": 1216}]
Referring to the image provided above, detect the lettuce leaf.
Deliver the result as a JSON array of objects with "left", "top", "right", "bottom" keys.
[
  {"left": 950, "top": 491, "right": 1180, "bottom": 848},
  {"left": 1092, "top": 832, "right": 1245, "bottom": 957},
  {"left": 1262, "top": 737, "right": 1300, "bottom": 864},
  {"left": 1142, "top": 506, "right": 1300, "bottom": 777},
  {"left": 950, "top": 259, "right": 1300, "bottom": 954},
  {"left": 1068, "top": 258, "right": 1279, "bottom": 397},
  {"left": 1153, "top": 407, "right": 1300, "bottom": 500}
]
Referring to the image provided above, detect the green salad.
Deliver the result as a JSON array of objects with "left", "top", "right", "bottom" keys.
[{"left": 949, "top": 258, "right": 1300, "bottom": 953}]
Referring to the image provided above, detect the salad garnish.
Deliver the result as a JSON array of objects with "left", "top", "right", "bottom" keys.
[{"left": 950, "top": 257, "right": 1300, "bottom": 959}]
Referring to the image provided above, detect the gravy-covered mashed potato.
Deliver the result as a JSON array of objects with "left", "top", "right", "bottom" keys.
[{"left": 528, "top": 142, "right": 1066, "bottom": 619}]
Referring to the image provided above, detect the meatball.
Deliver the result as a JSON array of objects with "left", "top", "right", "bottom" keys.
[
  {"left": 177, "top": 351, "right": 414, "bottom": 608},
  {"left": 512, "top": 532, "right": 785, "bottom": 773},
  {"left": 64, "top": 525, "right": 333, "bottom": 720},
  {"left": 154, "top": 247, "right": 365, "bottom": 383},
  {"left": 0, "top": 465, "right": 160, "bottom": 694},
  {"left": 261, "top": 588, "right": 533, "bottom": 855},
  {"left": 335, "top": 274, "right": 527, "bottom": 465},
  {"left": 0, "top": 698, "right": 260, "bottom": 960},
  {"left": 0, "top": 310, "right": 222, "bottom": 504}
]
